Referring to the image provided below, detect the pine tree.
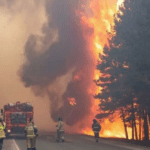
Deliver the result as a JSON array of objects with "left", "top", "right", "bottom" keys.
[{"left": 95, "top": 0, "right": 150, "bottom": 141}]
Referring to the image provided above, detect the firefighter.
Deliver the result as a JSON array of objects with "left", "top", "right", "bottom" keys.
[
  {"left": 56, "top": 117, "right": 64, "bottom": 142},
  {"left": 92, "top": 119, "right": 101, "bottom": 142},
  {"left": 0, "top": 118, "right": 6, "bottom": 150},
  {"left": 25, "top": 118, "right": 38, "bottom": 150}
]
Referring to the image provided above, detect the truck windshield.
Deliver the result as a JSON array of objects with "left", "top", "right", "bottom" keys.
[{"left": 11, "top": 113, "right": 27, "bottom": 124}]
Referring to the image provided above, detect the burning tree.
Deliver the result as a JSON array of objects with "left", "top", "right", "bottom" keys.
[{"left": 95, "top": 0, "right": 150, "bottom": 141}]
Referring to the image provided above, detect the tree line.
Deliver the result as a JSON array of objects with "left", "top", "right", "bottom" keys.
[{"left": 95, "top": 0, "right": 150, "bottom": 141}]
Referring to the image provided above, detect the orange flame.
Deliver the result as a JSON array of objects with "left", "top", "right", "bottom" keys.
[
  {"left": 68, "top": 97, "right": 77, "bottom": 106},
  {"left": 80, "top": 0, "right": 128, "bottom": 138},
  {"left": 82, "top": 118, "right": 132, "bottom": 139}
]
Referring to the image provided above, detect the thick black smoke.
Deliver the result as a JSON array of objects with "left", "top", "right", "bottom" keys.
[{"left": 20, "top": 0, "right": 95, "bottom": 126}]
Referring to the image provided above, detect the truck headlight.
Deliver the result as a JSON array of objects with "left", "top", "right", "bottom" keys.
[{"left": 7, "top": 130, "right": 11, "bottom": 133}]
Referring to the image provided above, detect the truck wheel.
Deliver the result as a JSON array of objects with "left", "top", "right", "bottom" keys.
[{"left": 6, "top": 133, "right": 10, "bottom": 139}]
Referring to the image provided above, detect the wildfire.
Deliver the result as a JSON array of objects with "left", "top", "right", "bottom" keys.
[
  {"left": 81, "top": 0, "right": 127, "bottom": 138},
  {"left": 117, "top": 0, "right": 124, "bottom": 11},
  {"left": 68, "top": 97, "right": 77, "bottom": 106},
  {"left": 82, "top": 118, "right": 132, "bottom": 138}
]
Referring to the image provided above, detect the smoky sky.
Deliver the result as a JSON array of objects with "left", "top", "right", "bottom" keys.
[{"left": 20, "top": 0, "right": 95, "bottom": 126}]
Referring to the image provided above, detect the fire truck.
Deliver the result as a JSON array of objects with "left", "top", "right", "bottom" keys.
[{"left": 0, "top": 101, "right": 33, "bottom": 137}]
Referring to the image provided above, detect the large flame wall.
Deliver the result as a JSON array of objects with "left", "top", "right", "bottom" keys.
[
  {"left": 80, "top": 0, "right": 128, "bottom": 138},
  {"left": 18, "top": 0, "right": 128, "bottom": 138}
]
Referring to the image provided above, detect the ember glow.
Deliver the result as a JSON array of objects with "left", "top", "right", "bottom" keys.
[
  {"left": 68, "top": 97, "right": 77, "bottom": 106},
  {"left": 83, "top": 118, "right": 132, "bottom": 138},
  {"left": 117, "top": 0, "right": 125, "bottom": 11},
  {"left": 80, "top": 0, "right": 128, "bottom": 138}
]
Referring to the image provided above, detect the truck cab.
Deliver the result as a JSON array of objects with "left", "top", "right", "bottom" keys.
[{"left": 1, "top": 101, "right": 33, "bottom": 138}]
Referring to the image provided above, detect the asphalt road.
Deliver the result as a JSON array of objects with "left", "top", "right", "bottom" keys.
[{"left": 2, "top": 134, "right": 150, "bottom": 150}]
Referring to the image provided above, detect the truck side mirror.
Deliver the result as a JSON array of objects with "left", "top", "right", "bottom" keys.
[{"left": 1, "top": 109, "right": 3, "bottom": 115}]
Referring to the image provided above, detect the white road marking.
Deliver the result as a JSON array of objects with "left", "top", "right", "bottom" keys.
[{"left": 12, "top": 139, "right": 20, "bottom": 150}]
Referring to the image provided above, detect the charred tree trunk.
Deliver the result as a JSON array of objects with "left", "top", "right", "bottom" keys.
[
  {"left": 139, "top": 109, "right": 142, "bottom": 141},
  {"left": 132, "top": 121, "right": 134, "bottom": 140},
  {"left": 147, "top": 113, "right": 150, "bottom": 141},
  {"left": 134, "top": 119, "right": 138, "bottom": 140},
  {"left": 121, "top": 109, "right": 128, "bottom": 140},
  {"left": 143, "top": 110, "right": 149, "bottom": 141},
  {"left": 132, "top": 100, "right": 134, "bottom": 140}
]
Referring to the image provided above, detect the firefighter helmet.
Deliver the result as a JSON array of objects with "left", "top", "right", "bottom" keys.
[
  {"left": 58, "top": 117, "right": 62, "bottom": 121},
  {"left": 93, "top": 119, "right": 97, "bottom": 123}
]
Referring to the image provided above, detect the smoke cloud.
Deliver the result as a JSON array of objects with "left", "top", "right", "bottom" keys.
[
  {"left": 19, "top": 0, "right": 96, "bottom": 127},
  {"left": 0, "top": 0, "right": 56, "bottom": 132}
]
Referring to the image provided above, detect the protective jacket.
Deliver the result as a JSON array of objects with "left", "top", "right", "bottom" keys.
[
  {"left": 57, "top": 121, "right": 64, "bottom": 132},
  {"left": 25, "top": 122, "right": 38, "bottom": 138},
  {"left": 92, "top": 122, "right": 101, "bottom": 133},
  {"left": 0, "top": 122, "right": 6, "bottom": 139}
]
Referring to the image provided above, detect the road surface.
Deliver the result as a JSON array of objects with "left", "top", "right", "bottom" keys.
[{"left": 3, "top": 134, "right": 150, "bottom": 150}]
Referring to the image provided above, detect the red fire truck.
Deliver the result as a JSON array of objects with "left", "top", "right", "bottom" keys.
[{"left": 0, "top": 101, "right": 33, "bottom": 137}]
